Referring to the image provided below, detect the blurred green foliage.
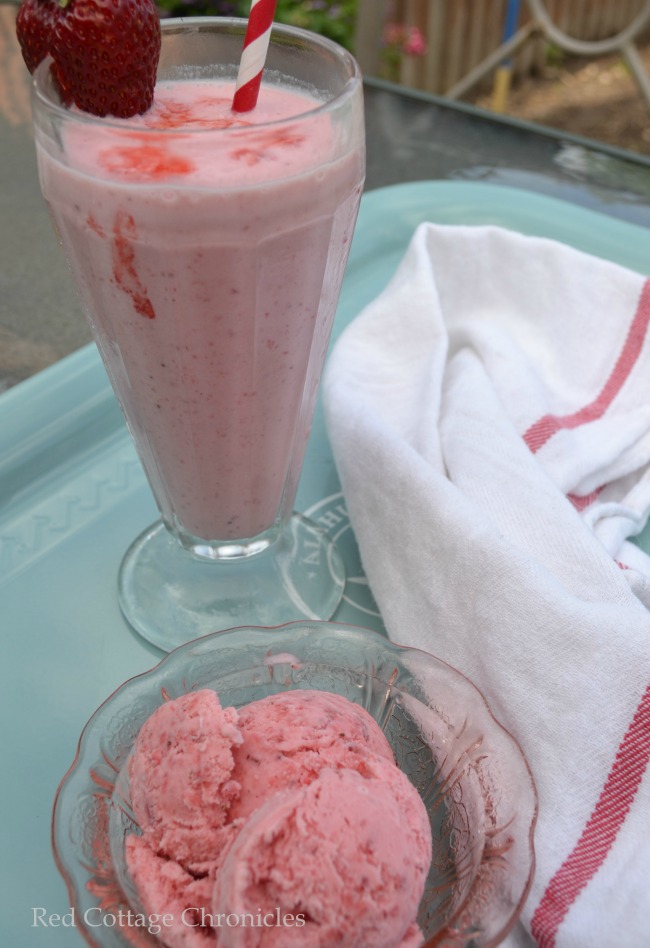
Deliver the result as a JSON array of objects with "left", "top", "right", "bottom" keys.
[{"left": 156, "top": 1, "right": 358, "bottom": 51}]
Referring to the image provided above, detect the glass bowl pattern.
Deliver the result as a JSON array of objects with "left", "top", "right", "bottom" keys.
[{"left": 52, "top": 622, "right": 537, "bottom": 947}]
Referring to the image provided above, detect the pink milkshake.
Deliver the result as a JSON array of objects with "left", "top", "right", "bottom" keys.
[
  {"left": 32, "top": 18, "right": 365, "bottom": 647},
  {"left": 37, "top": 79, "right": 363, "bottom": 541}
]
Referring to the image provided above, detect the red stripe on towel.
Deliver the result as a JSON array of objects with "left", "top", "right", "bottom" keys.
[
  {"left": 567, "top": 486, "right": 604, "bottom": 512},
  {"left": 531, "top": 682, "right": 650, "bottom": 947},
  {"left": 524, "top": 280, "right": 650, "bottom": 454}
]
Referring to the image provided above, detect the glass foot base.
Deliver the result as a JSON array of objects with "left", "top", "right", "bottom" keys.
[{"left": 117, "top": 514, "right": 345, "bottom": 652}]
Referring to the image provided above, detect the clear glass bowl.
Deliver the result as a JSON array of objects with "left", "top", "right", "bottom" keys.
[{"left": 52, "top": 622, "right": 537, "bottom": 947}]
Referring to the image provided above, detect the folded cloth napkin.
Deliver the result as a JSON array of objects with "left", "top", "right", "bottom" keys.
[{"left": 323, "top": 223, "right": 650, "bottom": 948}]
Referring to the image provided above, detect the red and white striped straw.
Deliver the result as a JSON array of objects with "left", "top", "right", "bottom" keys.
[{"left": 232, "top": 0, "right": 278, "bottom": 113}]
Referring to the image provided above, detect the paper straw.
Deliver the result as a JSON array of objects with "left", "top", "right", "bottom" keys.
[{"left": 233, "top": 0, "right": 278, "bottom": 112}]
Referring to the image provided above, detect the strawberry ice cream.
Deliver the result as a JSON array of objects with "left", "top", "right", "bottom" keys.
[
  {"left": 213, "top": 762, "right": 432, "bottom": 947},
  {"left": 124, "top": 688, "right": 432, "bottom": 948},
  {"left": 228, "top": 688, "right": 394, "bottom": 820},
  {"left": 129, "top": 689, "right": 244, "bottom": 874}
]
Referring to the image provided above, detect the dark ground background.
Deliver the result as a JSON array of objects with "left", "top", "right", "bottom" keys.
[{"left": 469, "top": 41, "right": 650, "bottom": 157}]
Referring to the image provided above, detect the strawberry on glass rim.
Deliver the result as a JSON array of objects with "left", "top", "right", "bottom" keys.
[{"left": 15, "top": 0, "right": 161, "bottom": 118}]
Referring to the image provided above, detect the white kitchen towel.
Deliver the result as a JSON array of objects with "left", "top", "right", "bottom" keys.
[{"left": 323, "top": 223, "right": 650, "bottom": 948}]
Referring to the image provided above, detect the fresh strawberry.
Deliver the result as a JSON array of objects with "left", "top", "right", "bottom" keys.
[
  {"left": 15, "top": 0, "right": 61, "bottom": 74},
  {"left": 16, "top": 0, "right": 161, "bottom": 118}
]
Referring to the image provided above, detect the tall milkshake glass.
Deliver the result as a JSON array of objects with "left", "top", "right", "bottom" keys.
[{"left": 32, "top": 18, "right": 365, "bottom": 651}]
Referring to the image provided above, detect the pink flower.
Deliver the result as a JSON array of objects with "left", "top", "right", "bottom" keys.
[{"left": 403, "top": 26, "right": 426, "bottom": 57}]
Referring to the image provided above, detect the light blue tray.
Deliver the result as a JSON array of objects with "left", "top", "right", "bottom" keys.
[{"left": 2, "top": 181, "right": 650, "bottom": 946}]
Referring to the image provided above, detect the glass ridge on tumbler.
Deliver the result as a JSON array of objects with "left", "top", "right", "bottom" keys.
[{"left": 32, "top": 18, "right": 365, "bottom": 650}]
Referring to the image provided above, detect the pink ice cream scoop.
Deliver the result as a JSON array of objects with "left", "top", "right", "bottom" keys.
[
  {"left": 125, "top": 838, "right": 215, "bottom": 948},
  {"left": 125, "top": 688, "right": 432, "bottom": 948},
  {"left": 229, "top": 688, "right": 394, "bottom": 819},
  {"left": 129, "top": 689, "right": 244, "bottom": 873},
  {"left": 212, "top": 758, "right": 432, "bottom": 947}
]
